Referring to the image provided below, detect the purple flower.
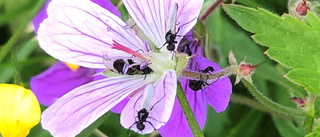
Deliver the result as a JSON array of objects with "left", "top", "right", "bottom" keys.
[
  {"left": 30, "top": 62, "right": 95, "bottom": 106},
  {"left": 36, "top": 0, "right": 203, "bottom": 136},
  {"left": 159, "top": 40, "right": 232, "bottom": 136}
]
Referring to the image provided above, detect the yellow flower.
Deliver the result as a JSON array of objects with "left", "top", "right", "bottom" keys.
[{"left": 0, "top": 84, "right": 41, "bottom": 137}]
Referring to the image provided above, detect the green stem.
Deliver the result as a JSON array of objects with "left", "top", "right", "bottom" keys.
[
  {"left": 0, "top": 0, "right": 46, "bottom": 63},
  {"left": 11, "top": 51, "right": 22, "bottom": 85},
  {"left": 231, "top": 94, "right": 294, "bottom": 119},
  {"left": 93, "top": 129, "right": 108, "bottom": 137},
  {"left": 176, "top": 81, "right": 204, "bottom": 137},
  {"left": 242, "top": 79, "right": 307, "bottom": 117}
]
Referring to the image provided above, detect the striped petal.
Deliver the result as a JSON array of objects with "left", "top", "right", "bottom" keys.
[
  {"left": 120, "top": 70, "right": 177, "bottom": 134},
  {"left": 33, "top": 0, "right": 120, "bottom": 35},
  {"left": 38, "top": 0, "right": 146, "bottom": 68},
  {"left": 123, "top": 0, "right": 165, "bottom": 47},
  {"left": 41, "top": 75, "right": 148, "bottom": 137},
  {"left": 123, "top": 0, "right": 203, "bottom": 48}
]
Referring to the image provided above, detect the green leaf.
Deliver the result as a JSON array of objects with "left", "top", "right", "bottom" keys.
[
  {"left": 224, "top": 109, "right": 263, "bottom": 137},
  {"left": 223, "top": 4, "right": 320, "bottom": 95},
  {"left": 314, "top": 97, "right": 320, "bottom": 119},
  {"left": 205, "top": 5, "right": 282, "bottom": 91},
  {"left": 306, "top": 126, "right": 320, "bottom": 137},
  {"left": 304, "top": 115, "right": 314, "bottom": 134}
]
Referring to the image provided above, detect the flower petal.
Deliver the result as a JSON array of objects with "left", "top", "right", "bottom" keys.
[
  {"left": 193, "top": 56, "right": 232, "bottom": 113},
  {"left": 33, "top": 0, "right": 120, "bottom": 35},
  {"left": 158, "top": 78, "right": 207, "bottom": 137},
  {"left": 165, "top": 0, "right": 203, "bottom": 38},
  {"left": 0, "top": 84, "right": 41, "bottom": 137},
  {"left": 41, "top": 75, "right": 148, "bottom": 137},
  {"left": 33, "top": 0, "right": 51, "bottom": 34},
  {"left": 123, "top": 0, "right": 165, "bottom": 47},
  {"left": 123, "top": 0, "right": 203, "bottom": 49},
  {"left": 90, "top": 0, "right": 121, "bottom": 17},
  {"left": 38, "top": 0, "right": 146, "bottom": 68},
  {"left": 120, "top": 70, "right": 177, "bottom": 134},
  {"left": 30, "top": 61, "right": 96, "bottom": 106},
  {"left": 205, "top": 77, "right": 232, "bottom": 113},
  {"left": 94, "top": 69, "right": 129, "bottom": 114}
]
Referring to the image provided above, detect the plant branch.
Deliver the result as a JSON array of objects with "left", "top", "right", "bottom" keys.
[
  {"left": 242, "top": 79, "right": 307, "bottom": 117},
  {"left": 200, "top": 0, "right": 224, "bottom": 21},
  {"left": 231, "top": 94, "right": 295, "bottom": 119}
]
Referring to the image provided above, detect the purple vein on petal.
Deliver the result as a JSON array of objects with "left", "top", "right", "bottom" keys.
[{"left": 41, "top": 75, "right": 148, "bottom": 137}]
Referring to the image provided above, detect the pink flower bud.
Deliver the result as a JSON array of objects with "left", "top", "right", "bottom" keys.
[
  {"left": 296, "top": 0, "right": 309, "bottom": 16},
  {"left": 290, "top": 97, "right": 306, "bottom": 108},
  {"left": 239, "top": 64, "right": 258, "bottom": 76}
]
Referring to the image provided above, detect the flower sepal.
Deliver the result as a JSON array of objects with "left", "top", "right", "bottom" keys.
[{"left": 228, "top": 50, "right": 258, "bottom": 85}]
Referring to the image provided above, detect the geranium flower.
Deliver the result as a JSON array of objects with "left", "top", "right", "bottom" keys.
[
  {"left": 0, "top": 84, "right": 41, "bottom": 137},
  {"left": 31, "top": 0, "right": 121, "bottom": 108},
  {"left": 37, "top": 0, "right": 202, "bottom": 136},
  {"left": 159, "top": 38, "right": 232, "bottom": 136}
]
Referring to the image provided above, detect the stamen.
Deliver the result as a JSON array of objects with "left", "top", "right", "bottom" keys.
[{"left": 112, "top": 40, "right": 147, "bottom": 60}]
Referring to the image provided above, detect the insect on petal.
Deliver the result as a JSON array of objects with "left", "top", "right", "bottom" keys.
[
  {"left": 120, "top": 70, "right": 177, "bottom": 134},
  {"left": 41, "top": 75, "right": 148, "bottom": 137},
  {"left": 165, "top": 0, "right": 203, "bottom": 38},
  {"left": 38, "top": 0, "right": 146, "bottom": 68}
]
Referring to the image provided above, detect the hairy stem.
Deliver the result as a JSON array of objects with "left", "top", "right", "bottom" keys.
[
  {"left": 243, "top": 79, "right": 307, "bottom": 117},
  {"left": 231, "top": 94, "right": 294, "bottom": 119},
  {"left": 11, "top": 52, "right": 22, "bottom": 85},
  {"left": 181, "top": 65, "right": 236, "bottom": 80},
  {"left": 0, "top": 0, "right": 46, "bottom": 63},
  {"left": 176, "top": 81, "right": 204, "bottom": 137}
]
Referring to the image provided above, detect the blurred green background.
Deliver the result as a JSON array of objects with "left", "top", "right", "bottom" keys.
[{"left": 0, "top": 0, "right": 306, "bottom": 136}]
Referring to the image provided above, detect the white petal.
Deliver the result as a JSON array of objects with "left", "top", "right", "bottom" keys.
[
  {"left": 165, "top": 0, "right": 204, "bottom": 37},
  {"left": 123, "top": 0, "right": 203, "bottom": 49},
  {"left": 38, "top": 0, "right": 146, "bottom": 68},
  {"left": 120, "top": 70, "right": 177, "bottom": 134},
  {"left": 123, "top": 0, "right": 166, "bottom": 47},
  {"left": 41, "top": 75, "right": 147, "bottom": 137}
]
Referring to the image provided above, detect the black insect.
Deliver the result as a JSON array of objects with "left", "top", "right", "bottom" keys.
[
  {"left": 203, "top": 66, "right": 214, "bottom": 73},
  {"left": 129, "top": 108, "right": 156, "bottom": 133},
  {"left": 180, "top": 43, "right": 192, "bottom": 56},
  {"left": 127, "top": 94, "right": 166, "bottom": 135},
  {"left": 188, "top": 66, "right": 215, "bottom": 91},
  {"left": 113, "top": 59, "right": 153, "bottom": 75},
  {"left": 157, "top": 27, "right": 182, "bottom": 51},
  {"left": 113, "top": 59, "right": 126, "bottom": 74},
  {"left": 126, "top": 64, "right": 153, "bottom": 75},
  {"left": 164, "top": 30, "right": 178, "bottom": 51}
]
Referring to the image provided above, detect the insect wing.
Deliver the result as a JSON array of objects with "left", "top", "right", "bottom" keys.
[
  {"left": 141, "top": 84, "right": 154, "bottom": 110},
  {"left": 168, "top": 3, "right": 178, "bottom": 33}
]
